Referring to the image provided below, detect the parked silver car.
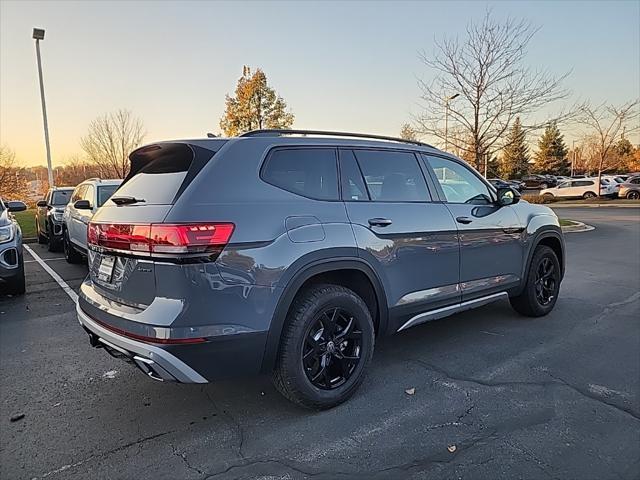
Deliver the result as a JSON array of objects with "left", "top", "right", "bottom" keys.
[{"left": 0, "top": 198, "right": 27, "bottom": 295}]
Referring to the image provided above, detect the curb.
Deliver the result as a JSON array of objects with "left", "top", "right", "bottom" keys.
[
  {"left": 550, "top": 203, "right": 640, "bottom": 208},
  {"left": 23, "top": 238, "right": 38, "bottom": 244},
  {"left": 561, "top": 221, "right": 595, "bottom": 233}
]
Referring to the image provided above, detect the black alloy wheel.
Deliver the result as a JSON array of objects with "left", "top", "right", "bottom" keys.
[
  {"left": 534, "top": 257, "right": 557, "bottom": 306},
  {"left": 302, "top": 307, "right": 363, "bottom": 390}
]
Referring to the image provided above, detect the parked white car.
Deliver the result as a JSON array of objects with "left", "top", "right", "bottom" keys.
[
  {"left": 62, "top": 178, "right": 122, "bottom": 263},
  {"left": 540, "top": 178, "right": 617, "bottom": 200}
]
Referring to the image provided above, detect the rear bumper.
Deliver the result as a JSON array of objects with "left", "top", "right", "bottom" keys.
[{"left": 77, "top": 303, "right": 208, "bottom": 383}]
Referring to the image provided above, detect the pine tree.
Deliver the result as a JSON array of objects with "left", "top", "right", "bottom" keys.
[
  {"left": 499, "top": 117, "right": 530, "bottom": 179},
  {"left": 533, "top": 122, "right": 570, "bottom": 175},
  {"left": 220, "top": 67, "right": 294, "bottom": 136}
]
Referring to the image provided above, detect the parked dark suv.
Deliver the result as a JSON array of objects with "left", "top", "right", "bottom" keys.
[
  {"left": 521, "top": 175, "right": 557, "bottom": 190},
  {"left": 77, "top": 130, "right": 565, "bottom": 409},
  {"left": 36, "top": 187, "right": 74, "bottom": 251}
]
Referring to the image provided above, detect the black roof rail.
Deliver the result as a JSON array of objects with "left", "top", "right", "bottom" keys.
[{"left": 238, "top": 129, "right": 434, "bottom": 148}]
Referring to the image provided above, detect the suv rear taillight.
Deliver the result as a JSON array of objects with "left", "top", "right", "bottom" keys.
[{"left": 88, "top": 222, "right": 234, "bottom": 260}]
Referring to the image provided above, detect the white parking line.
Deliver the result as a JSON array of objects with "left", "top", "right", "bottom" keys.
[
  {"left": 24, "top": 257, "right": 66, "bottom": 264},
  {"left": 23, "top": 245, "right": 79, "bottom": 304}
]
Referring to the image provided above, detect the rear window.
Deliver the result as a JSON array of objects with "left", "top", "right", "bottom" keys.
[
  {"left": 51, "top": 190, "right": 73, "bottom": 206},
  {"left": 115, "top": 143, "right": 212, "bottom": 205},
  {"left": 97, "top": 185, "right": 120, "bottom": 207},
  {"left": 262, "top": 148, "right": 338, "bottom": 200}
]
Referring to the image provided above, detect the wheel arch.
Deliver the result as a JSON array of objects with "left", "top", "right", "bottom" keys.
[{"left": 260, "top": 257, "right": 388, "bottom": 373}]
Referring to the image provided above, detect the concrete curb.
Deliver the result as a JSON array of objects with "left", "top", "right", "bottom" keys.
[
  {"left": 561, "top": 221, "right": 595, "bottom": 233},
  {"left": 550, "top": 203, "right": 640, "bottom": 208}
]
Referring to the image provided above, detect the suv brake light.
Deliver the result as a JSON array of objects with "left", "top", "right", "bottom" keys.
[{"left": 87, "top": 222, "right": 234, "bottom": 258}]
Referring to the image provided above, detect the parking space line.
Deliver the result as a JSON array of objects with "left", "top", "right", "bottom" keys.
[
  {"left": 23, "top": 245, "right": 79, "bottom": 304},
  {"left": 24, "top": 257, "right": 66, "bottom": 264}
]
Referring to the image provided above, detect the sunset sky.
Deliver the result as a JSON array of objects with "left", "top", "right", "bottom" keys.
[{"left": 1, "top": 0, "right": 639, "bottom": 167}]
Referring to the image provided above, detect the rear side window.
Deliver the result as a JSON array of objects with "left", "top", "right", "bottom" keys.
[
  {"left": 262, "top": 148, "right": 338, "bottom": 200},
  {"left": 353, "top": 150, "right": 430, "bottom": 202},
  {"left": 97, "top": 185, "right": 120, "bottom": 207}
]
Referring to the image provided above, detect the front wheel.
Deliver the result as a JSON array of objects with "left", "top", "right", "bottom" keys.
[
  {"left": 272, "top": 284, "right": 375, "bottom": 409},
  {"left": 627, "top": 190, "right": 640, "bottom": 200},
  {"left": 542, "top": 193, "right": 554, "bottom": 201},
  {"left": 510, "top": 245, "right": 561, "bottom": 317}
]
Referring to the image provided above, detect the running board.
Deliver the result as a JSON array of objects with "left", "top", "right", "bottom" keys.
[{"left": 397, "top": 292, "right": 508, "bottom": 332}]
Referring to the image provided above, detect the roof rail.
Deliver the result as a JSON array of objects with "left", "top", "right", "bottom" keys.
[{"left": 238, "top": 129, "right": 434, "bottom": 148}]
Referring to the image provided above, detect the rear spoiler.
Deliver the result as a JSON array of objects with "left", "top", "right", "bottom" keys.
[{"left": 123, "top": 143, "right": 194, "bottom": 185}]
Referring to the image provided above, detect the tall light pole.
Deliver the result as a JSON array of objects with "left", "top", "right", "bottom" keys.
[
  {"left": 444, "top": 93, "right": 460, "bottom": 152},
  {"left": 33, "top": 28, "right": 54, "bottom": 188},
  {"left": 571, "top": 139, "right": 576, "bottom": 177}
]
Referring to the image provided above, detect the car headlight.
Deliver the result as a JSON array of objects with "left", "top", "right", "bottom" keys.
[
  {"left": 0, "top": 224, "right": 15, "bottom": 244},
  {"left": 52, "top": 210, "right": 64, "bottom": 222}
]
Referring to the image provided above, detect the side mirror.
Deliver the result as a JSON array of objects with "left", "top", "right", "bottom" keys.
[
  {"left": 7, "top": 201, "right": 27, "bottom": 212},
  {"left": 74, "top": 199, "right": 92, "bottom": 210},
  {"left": 496, "top": 187, "right": 520, "bottom": 206},
  {"left": 36, "top": 200, "right": 47, "bottom": 208}
]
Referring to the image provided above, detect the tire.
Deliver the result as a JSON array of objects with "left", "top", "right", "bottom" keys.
[
  {"left": 627, "top": 190, "right": 640, "bottom": 200},
  {"left": 510, "top": 245, "right": 561, "bottom": 317},
  {"left": 63, "top": 228, "right": 83, "bottom": 264},
  {"left": 47, "top": 223, "right": 59, "bottom": 252},
  {"left": 36, "top": 220, "right": 47, "bottom": 244},
  {"left": 272, "top": 284, "right": 375, "bottom": 410},
  {"left": 583, "top": 191, "right": 597, "bottom": 199},
  {"left": 542, "top": 193, "right": 554, "bottom": 201},
  {"left": 6, "top": 256, "right": 26, "bottom": 296}
]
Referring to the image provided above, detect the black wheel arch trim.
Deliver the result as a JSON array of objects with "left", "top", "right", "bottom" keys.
[
  {"left": 260, "top": 256, "right": 388, "bottom": 373},
  {"left": 517, "top": 228, "right": 565, "bottom": 295}
]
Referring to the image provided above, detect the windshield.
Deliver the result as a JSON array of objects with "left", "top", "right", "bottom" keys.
[
  {"left": 97, "top": 185, "right": 120, "bottom": 207},
  {"left": 52, "top": 190, "right": 73, "bottom": 206}
]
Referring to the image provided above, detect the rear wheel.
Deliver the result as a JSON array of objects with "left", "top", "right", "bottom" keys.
[
  {"left": 510, "top": 245, "right": 561, "bottom": 317},
  {"left": 542, "top": 193, "right": 554, "bottom": 201},
  {"left": 63, "top": 228, "right": 83, "bottom": 264},
  {"left": 627, "top": 190, "right": 640, "bottom": 200},
  {"left": 272, "top": 284, "right": 375, "bottom": 409},
  {"left": 583, "top": 191, "right": 597, "bottom": 199}
]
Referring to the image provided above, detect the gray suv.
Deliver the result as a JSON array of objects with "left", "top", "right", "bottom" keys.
[
  {"left": 77, "top": 130, "right": 565, "bottom": 409},
  {"left": 0, "top": 198, "right": 27, "bottom": 295}
]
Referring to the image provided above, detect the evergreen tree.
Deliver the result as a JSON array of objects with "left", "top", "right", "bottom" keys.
[
  {"left": 220, "top": 66, "right": 294, "bottom": 136},
  {"left": 533, "top": 122, "right": 570, "bottom": 175},
  {"left": 499, "top": 117, "right": 530, "bottom": 179}
]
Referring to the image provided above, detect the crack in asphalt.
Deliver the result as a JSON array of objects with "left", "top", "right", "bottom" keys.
[
  {"left": 203, "top": 387, "right": 246, "bottom": 459},
  {"left": 170, "top": 443, "right": 206, "bottom": 477},
  {"left": 36, "top": 430, "right": 174, "bottom": 479},
  {"left": 408, "top": 358, "right": 640, "bottom": 422}
]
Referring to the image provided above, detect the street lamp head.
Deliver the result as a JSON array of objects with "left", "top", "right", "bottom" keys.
[{"left": 32, "top": 28, "right": 45, "bottom": 40}]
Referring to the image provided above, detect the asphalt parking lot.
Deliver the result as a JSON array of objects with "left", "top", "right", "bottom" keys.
[{"left": 1, "top": 207, "right": 639, "bottom": 480}]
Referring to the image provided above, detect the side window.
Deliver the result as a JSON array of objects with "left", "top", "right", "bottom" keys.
[
  {"left": 631, "top": 178, "right": 640, "bottom": 185},
  {"left": 426, "top": 156, "right": 492, "bottom": 205},
  {"left": 83, "top": 185, "right": 95, "bottom": 205},
  {"left": 353, "top": 150, "right": 430, "bottom": 202},
  {"left": 339, "top": 150, "right": 369, "bottom": 201},
  {"left": 262, "top": 148, "right": 338, "bottom": 200}
]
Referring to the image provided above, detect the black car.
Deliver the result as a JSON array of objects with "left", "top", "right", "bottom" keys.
[
  {"left": 36, "top": 187, "right": 74, "bottom": 251},
  {"left": 0, "top": 198, "right": 27, "bottom": 295},
  {"left": 521, "top": 175, "right": 557, "bottom": 190},
  {"left": 488, "top": 178, "right": 524, "bottom": 192}
]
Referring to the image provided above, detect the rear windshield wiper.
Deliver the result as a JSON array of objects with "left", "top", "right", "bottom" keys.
[{"left": 111, "top": 196, "right": 146, "bottom": 206}]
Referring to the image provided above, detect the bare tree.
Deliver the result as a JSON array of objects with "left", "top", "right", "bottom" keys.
[
  {"left": 415, "top": 11, "right": 572, "bottom": 174},
  {"left": 0, "top": 145, "right": 28, "bottom": 200},
  {"left": 399, "top": 123, "right": 418, "bottom": 141},
  {"left": 576, "top": 100, "right": 639, "bottom": 195},
  {"left": 81, "top": 109, "right": 145, "bottom": 178}
]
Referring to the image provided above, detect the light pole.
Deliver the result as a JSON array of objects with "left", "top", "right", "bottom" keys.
[
  {"left": 33, "top": 28, "right": 54, "bottom": 188},
  {"left": 571, "top": 140, "right": 576, "bottom": 177},
  {"left": 444, "top": 93, "right": 460, "bottom": 151}
]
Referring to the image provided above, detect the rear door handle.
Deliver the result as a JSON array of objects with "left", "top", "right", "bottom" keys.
[
  {"left": 456, "top": 216, "right": 473, "bottom": 225},
  {"left": 368, "top": 218, "right": 393, "bottom": 227}
]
